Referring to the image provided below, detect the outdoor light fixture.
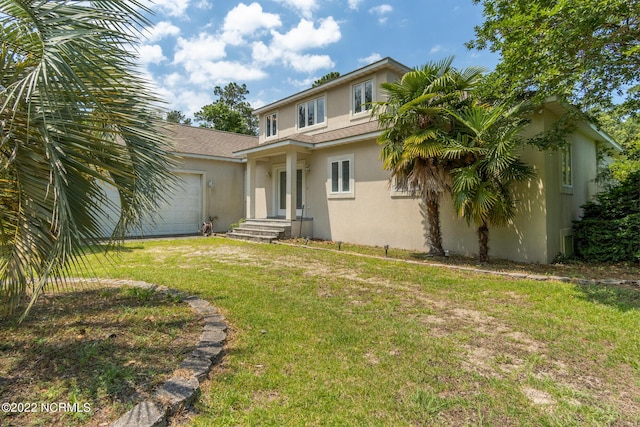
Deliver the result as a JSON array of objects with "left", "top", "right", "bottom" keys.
[
  {"left": 207, "top": 180, "right": 214, "bottom": 188},
  {"left": 445, "top": 249, "right": 450, "bottom": 260},
  {"left": 305, "top": 165, "right": 311, "bottom": 173},
  {"left": 384, "top": 244, "right": 389, "bottom": 257},
  {"left": 305, "top": 237, "right": 310, "bottom": 245}
]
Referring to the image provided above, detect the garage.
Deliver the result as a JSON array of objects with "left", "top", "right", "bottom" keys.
[
  {"left": 97, "top": 172, "right": 204, "bottom": 238},
  {"left": 137, "top": 172, "right": 203, "bottom": 236}
]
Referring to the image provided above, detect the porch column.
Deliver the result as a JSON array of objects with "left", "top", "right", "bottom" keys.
[
  {"left": 285, "top": 150, "right": 297, "bottom": 220},
  {"left": 246, "top": 157, "right": 256, "bottom": 219}
]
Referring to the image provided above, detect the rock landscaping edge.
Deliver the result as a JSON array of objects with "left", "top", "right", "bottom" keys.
[{"left": 68, "top": 278, "right": 227, "bottom": 427}]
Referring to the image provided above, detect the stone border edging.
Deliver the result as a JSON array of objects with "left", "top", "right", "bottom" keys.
[
  {"left": 274, "top": 241, "right": 640, "bottom": 288},
  {"left": 67, "top": 279, "right": 228, "bottom": 427}
]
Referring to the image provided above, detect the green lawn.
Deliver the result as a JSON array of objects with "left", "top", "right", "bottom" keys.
[{"left": 74, "top": 237, "right": 639, "bottom": 425}]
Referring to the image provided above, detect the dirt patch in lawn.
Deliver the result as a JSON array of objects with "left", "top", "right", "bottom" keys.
[{"left": 0, "top": 284, "right": 201, "bottom": 427}]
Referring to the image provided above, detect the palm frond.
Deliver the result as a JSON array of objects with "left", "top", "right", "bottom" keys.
[{"left": 1, "top": 0, "right": 177, "bottom": 318}]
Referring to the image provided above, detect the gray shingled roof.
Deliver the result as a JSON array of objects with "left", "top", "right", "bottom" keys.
[
  {"left": 249, "top": 120, "right": 381, "bottom": 150},
  {"left": 163, "top": 124, "right": 258, "bottom": 159}
]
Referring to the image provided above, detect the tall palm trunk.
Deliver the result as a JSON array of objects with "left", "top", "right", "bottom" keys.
[
  {"left": 425, "top": 195, "right": 444, "bottom": 256},
  {"left": 478, "top": 221, "right": 489, "bottom": 263}
]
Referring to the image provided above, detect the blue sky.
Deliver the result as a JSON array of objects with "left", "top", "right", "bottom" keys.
[{"left": 137, "top": 0, "right": 499, "bottom": 120}]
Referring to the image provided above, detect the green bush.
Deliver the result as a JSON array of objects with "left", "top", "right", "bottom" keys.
[{"left": 573, "top": 171, "right": 640, "bottom": 262}]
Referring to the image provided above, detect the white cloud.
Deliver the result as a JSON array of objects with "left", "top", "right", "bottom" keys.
[
  {"left": 174, "top": 33, "right": 227, "bottom": 66},
  {"left": 137, "top": 44, "right": 166, "bottom": 65},
  {"left": 271, "top": 17, "right": 341, "bottom": 52},
  {"left": 251, "top": 41, "right": 275, "bottom": 66},
  {"left": 359, "top": 53, "right": 382, "bottom": 65},
  {"left": 188, "top": 61, "right": 267, "bottom": 86},
  {"left": 430, "top": 45, "right": 442, "bottom": 54},
  {"left": 195, "top": 0, "right": 213, "bottom": 9},
  {"left": 148, "top": 0, "right": 191, "bottom": 18},
  {"left": 146, "top": 21, "right": 181, "bottom": 42},
  {"left": 251, "top": 17, "right": 340, "bottom": 74},
  {"left": 272, "top": 0, "right": 318, "bottom": 19},
  {"left": 348, "top": 0, "right": 365, "bottom": 10},
  {"left": 369, "top": 4, "right": 393, "bottom": 15},
  {"left": 282, "top": 52, "right": 334, "bottom": 73},
  {"left": 162, "top": 72, "right": 186, "bottom": 89},
  {"left": 222, "top": 2, "right": 282, "bottom": 45},
  {"left": 286, "top": 76, "right": 317, "bottom": 88},
  {"left": 369, "top": 4, "right": 393, "bottom": 23}
]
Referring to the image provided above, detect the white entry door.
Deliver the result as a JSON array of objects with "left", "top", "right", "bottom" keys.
[{"left": 275, "top": 167, "right": 304, "bottom": 217}]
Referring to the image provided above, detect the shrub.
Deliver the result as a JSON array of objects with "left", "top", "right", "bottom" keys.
[{"left": 573, "top": 171, "right": 640, "bottom": 262}]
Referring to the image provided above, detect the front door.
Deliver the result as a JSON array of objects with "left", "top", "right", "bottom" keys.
[{"left": 276, "top": 167, "right": 304, "bottom": 217}]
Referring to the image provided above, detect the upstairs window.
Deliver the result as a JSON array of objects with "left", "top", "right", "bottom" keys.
[
  {"left": 265, "top": 113, "right": 277, "bottom": 138},
  {"left": 353, "top": 80, "right": 373, "bottom": 114},
  {"left": 298, "top": 97, "right": 325, "bottom": 129}
]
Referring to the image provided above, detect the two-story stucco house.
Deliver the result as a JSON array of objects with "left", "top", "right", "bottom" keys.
[{"left": 232, "top": 57, "right": 621, "bottom": 264}]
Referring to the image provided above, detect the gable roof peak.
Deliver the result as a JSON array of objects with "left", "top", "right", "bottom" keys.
[{"left": 254, "top": 57, "right": 410, "bottom": 114}]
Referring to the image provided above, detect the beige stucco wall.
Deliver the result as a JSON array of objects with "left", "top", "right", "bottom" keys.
[
  {"left": 248, "top": 92, "right": 606, "bottom": 263},
  {"left": 300, "top": 138, "right": 554, "bottom": 263},
  {"left": 180, "top": 156, "right": 246, "bottom": 232},
  {"left": 257, "top": 69, "right": 404, "bottom": 144},
  {"left": 246, "top": 116, "right": 602, "bottom": 263}
]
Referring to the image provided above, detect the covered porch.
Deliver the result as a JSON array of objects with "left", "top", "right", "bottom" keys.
[{"left": 234, "top": 140, "right": 314, "bottom": 239}]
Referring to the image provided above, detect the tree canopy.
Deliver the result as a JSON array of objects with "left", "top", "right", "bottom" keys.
[
  {"left": 165, "top": 110, "right": 192, "bottom": 126},
  {"left": 194, "top": 83, "right": 258, "bottom": 135},
  {"left": 312, "top": 72, "right": 341, "bottom": 88},
  {"left": 1, "top": 0, "right": 175, "bottom": 317},
  {"left": 468, "top": 0, "right": 640, "bottom": 112}
]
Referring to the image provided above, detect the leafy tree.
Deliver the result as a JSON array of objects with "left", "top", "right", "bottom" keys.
[
  {"left": 194, "top": 83, "right": 258, "bottom": 135},
  {"left": 165, "top": 110, "right": 192, "bottom": 126},
  {"left": 595, "top": 110, "right": 640, "bottom": 181},
  {"left": 444, "top": 103, "right": 535, "bottom": 262},
  {"left": 312, "top": 72, "right": 340, "bottom": 87},
  {"left": 573, "top": 170, "right": 640, "bottom": 263},
  {"left": 374, "top": 57, "right": 485, "bottom": 255},
  {"left": 468, "top": 0, "right": 640, "bottom": 112},
  {"left": 1, "top": 0, "right": 175, "bottom": 317}
]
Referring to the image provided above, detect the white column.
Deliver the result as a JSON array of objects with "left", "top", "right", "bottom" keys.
[
  {"left": 246, "top": 158, "right": 256, "bottom": 219},
  {"left": 285, "top": 150, "right": 297, "bottom": 220}
]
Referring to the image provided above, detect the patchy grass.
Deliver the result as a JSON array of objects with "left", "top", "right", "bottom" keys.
[
  {"left": 283, "top": 238, "right": 640, "bottom": 281},
  {"left": 0, "top": 285, "right": 201, "bottom": 427},
  {"left": 68, "top": 237, "right": 640, "bottom": 426}
]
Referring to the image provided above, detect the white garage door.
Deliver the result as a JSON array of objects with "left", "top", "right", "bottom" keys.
[
  {"left": 141, "top": 173, "right": 203, "bottom": 236},
  {"left": 96, "top": 173, "right": 203, "bottom": 238}
]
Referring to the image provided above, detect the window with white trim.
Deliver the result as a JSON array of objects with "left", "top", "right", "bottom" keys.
[
  {"left": 297, "top": 97, "right": 325, "bottom": 129},
  {"left": 562, "top": 143, "right": 572, "bottom": 188},
  {"left": 353, "top": 79, "right": 373, "bottom": 114},
  {"left": 328, "top": 154, "right": 354, "bottom": 197},
  {"left": 265, "top": 112, "right": 277, "bottom": 138}
]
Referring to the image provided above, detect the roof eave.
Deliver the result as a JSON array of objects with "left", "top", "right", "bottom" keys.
[
  {"left": 234, "top": 140, "right": 315, "bottom": 157},
  {"left": 253, "top": 57, "right": 410, "bottom": 115}
]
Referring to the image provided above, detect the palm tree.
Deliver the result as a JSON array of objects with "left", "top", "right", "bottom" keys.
[
  {"left": 374, "top": 57, "right": 485, "bottom": 255},
  {"left": 443, "top": 103, "right": 535, "bottom": 262},
  {"left": 1, "top": 1, "right": 176, "bottom": 318}
]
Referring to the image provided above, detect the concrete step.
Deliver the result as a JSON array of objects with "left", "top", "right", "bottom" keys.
[
  {"left": 226, "top": 231, "right": 276, "bottom": 243},
  {"left": 227, "top": 218, "right": 293, "bottom": 243},
  {"left": 232, "top": 226, "right": 282, "bottom": 237}
]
